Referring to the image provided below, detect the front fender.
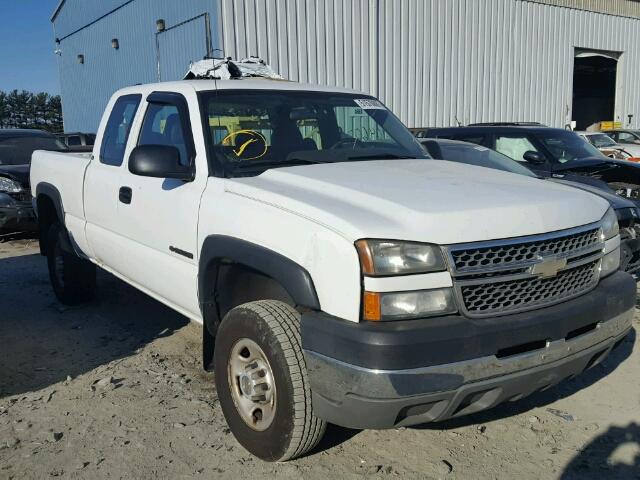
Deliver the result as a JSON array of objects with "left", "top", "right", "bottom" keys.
[{"left": 198, "top": 235, "right": 320, "bottom": 315}]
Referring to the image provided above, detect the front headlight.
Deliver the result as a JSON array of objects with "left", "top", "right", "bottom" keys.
[
  {"left": 364, "top": 288, "right": 456, "bottom": 321},
  {"left": 601, "top": 207, "right": 620, "bottom": 240},
  {"left": 355, "top": 239, "right": 446, "bottom": 276},
  {"left": 0, "top": 177, "right": 22, "bottom": 194}
]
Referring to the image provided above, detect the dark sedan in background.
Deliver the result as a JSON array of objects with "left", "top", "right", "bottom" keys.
[
  {"left": 420, "top": 138, "right": 640, "bottom": 277},
  {"left": 0, "top": 129, "right": 67, "bottom": 234},
  {"left": 414, "top": 124, "right": 640, "bottom": 205}
]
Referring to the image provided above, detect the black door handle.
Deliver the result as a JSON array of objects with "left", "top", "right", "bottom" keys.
[{"left": 119, "top": 186, "right": 132, "bottom": 204}]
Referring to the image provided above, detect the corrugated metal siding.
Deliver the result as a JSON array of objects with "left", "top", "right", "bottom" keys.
[
  {"left": 53, "top": 0, "right": 128, "bottom": 37},
  {"left": 157, "top": 15, "right": 211, "bottom": 81},
  {"left": 375, "top": 0, "right": 640, "bottom": 128},
  {"left": 54, "top": 0, "right": 640, "bottom": 132},
  {"left": 216, "top": 0, "right": 376, "bottom": 94},
  {"left": 526, "top": 0, "right": 640, "bottom": 18},
  {"left": 216, "top": 0, "right": 640, "bottom": 129},
  {"left": 54, "top": 0, "right": 221, "bottom": 132}
]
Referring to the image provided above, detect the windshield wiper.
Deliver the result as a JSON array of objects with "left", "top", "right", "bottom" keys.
[
  {"left": 344, "top": 153, "right": 415, "bottom": 161},
  {"left": 231, "top": 157, "right": 323, "bottom": 173},
  {"left": 229, "top": 150, "right": 417, "bottom": 176}
]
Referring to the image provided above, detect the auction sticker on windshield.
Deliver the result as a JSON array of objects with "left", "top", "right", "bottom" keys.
[{"left": 354, "top": 99, "right": 386, "bottom": 110}]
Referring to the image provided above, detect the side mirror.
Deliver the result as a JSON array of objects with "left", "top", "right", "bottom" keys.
[
  {"left": 523, "top": 150, "right": 546, "bottom": 165},
  {"left": 128, "top": 145, "right": 194, "bottom": 181}
]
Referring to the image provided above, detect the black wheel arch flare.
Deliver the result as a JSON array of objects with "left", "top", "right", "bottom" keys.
[
  {"left": 198, "top": 235, "right": 321, "bottom": 369},
  {"left": 35, "top": 182, "right": 66, "bottom": 255}
]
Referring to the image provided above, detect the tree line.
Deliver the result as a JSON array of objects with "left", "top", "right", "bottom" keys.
[{"left": 0, "top": 90, "right": 63, "bottom": 133}]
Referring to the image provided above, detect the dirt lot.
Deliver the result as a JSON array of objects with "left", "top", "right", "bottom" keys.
[{"left": 0, "top": 238, "right": 639, "bottom": 479}]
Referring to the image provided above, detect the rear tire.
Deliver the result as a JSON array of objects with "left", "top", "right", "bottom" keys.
[
  {"left": 214, "top": 300, "right": 326, "bottom": 461},
  {"left": 46, "top": 223, "right": 96, "bottom": 305}
]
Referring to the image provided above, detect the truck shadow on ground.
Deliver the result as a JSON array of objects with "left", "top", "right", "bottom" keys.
[
  {"left": 0, "top": 253, "right": 189, "bottom": 398},
  {"left": 561, "top": 422, "right": 640, "bottom": 479}
]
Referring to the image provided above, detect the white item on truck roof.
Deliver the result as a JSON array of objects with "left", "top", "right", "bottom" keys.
[{"left": 183, "top": 57, "right": 283, "bottom": 80}]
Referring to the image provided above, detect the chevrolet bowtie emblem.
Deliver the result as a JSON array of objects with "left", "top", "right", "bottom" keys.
[{"left": 530, "top": 256, "right": 568, "bottom": 279}]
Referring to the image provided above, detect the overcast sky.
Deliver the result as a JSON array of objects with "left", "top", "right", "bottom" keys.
[{"left": 0, "top": 0, "right": 61, "bottom": 95}]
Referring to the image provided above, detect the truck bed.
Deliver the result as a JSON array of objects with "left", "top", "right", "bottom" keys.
[{"left": 31, "top": 149, "right": 92, "bottom": 235}]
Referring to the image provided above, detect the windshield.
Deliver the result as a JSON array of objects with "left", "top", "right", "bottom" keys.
[
  {"left": 200, "top": 90, "right": 427, "bottom": 176},
  {"left": 437, "top": 142, "right": 537, "bottom": 177},
  {"left": 585, "top": 133, "right": 617, "bottom": 148},
  {"left": 0, "top": 135, "right": 67, "bottom": 165},
  {"left": 533, "top": 130, "right": 603, "bottom": 163}
]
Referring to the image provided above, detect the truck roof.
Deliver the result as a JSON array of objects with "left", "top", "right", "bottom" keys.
[{"left": 114, "top": 79, "right": 367, "bottom": 97}]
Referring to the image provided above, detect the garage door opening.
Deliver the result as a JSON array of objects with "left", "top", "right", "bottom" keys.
[{"left": 572, "top": 50, "right": 619, "bottom": 130}]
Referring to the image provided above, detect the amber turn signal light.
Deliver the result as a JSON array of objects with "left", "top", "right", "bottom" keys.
[
  {"left": 363, "top": 291, "right": 381, "bottom": 321},
  {"left": 355, "top": 240, "right": 375, "bottom": 275}
]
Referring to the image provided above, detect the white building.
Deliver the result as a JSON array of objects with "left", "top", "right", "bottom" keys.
[{"left": 52, "top": 0, "right": 640, "bottom": 132}]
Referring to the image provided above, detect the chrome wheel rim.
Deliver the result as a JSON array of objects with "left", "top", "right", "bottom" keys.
[{"left": 227, "top": 338, "right": 277, "bottom": 431}]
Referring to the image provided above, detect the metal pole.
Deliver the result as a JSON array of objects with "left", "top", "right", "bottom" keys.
[
  {"left": 204, "top": 12, "right": 213, "bottom": 58},
  {"left": 155, "top": 32, "right": 161, "bottom": 81}
]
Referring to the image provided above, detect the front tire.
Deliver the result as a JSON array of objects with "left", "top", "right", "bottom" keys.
[
  {"left": 214, "top": 300, "right": 326, "bottom": 461},
  {"left": 46, "top": 223, "right": 96, "bottom": 305}
]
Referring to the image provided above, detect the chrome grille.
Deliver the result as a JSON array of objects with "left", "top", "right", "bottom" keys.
[
  {"left": 445, "top": 223, "right": 605, "bottom": 318},
  {"left": 460, "top": 260, "right": 599, "bottom": 316},
  {"left": 450, "top": 227, "right": 601, "bottom": 273}
]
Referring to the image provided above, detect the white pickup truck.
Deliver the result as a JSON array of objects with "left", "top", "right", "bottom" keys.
[{"left": 31, "top": 79, "right": 635, "bottom": 461}]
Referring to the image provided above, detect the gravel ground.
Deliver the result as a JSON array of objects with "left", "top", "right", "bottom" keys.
[{"left": 0, "top": 238, "right": 639, "bottom": 479}]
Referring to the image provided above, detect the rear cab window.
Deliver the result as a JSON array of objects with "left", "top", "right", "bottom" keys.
[{"left": 99, "top": 94, "right": 142, "bottom": 166}]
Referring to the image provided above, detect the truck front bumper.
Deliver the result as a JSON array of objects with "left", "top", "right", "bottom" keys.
[{"left": 302, "top": 271, "right": 636, "bottom": 429}]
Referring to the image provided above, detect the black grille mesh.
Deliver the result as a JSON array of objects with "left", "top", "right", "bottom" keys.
[{"left": 461, "top": 261, "right": 599, "bottom": 315}]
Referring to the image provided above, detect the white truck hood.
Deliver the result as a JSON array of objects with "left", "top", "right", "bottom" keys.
[{"left": 226, "top": 159, "right": 609, "bottom": 245}]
